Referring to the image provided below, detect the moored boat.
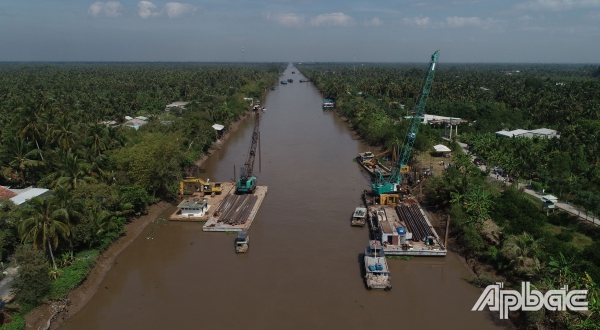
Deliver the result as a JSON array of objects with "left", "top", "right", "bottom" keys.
[
  {"left": 364, "top": 240, "right": 391, "bottom": 290},
  {"left": 322, "top": 99, "right": 334, "bottom": 109},
  {"left": 235, "top": 231, "right": 250, "bottom": 253},
  {"left": 351, "top": 206, "right": 367, "bottom": 227}
]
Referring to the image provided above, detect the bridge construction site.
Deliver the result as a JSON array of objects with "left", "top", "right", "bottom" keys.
[{"left": 170, "top": 111, "right": 267, "bottom": 233}]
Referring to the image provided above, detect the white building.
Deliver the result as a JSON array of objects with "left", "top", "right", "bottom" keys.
[
  {"left": 496, "top": 128, "right": 560, "bottom": 139},
  {"left": 176, "top": 197, "right": 210, "bottom": 217}
]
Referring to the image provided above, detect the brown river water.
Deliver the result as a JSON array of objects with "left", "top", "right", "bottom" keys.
[{"left": 63, "top": 65, "right": 511, "bottom": 330}]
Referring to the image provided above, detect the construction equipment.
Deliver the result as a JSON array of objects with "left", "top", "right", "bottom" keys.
[
  {"left": 362, "top": 148, "right": 391, "bottom": 167},
  {"left": 179, "top": 178, "right": 222, "bottom": 196},
  {"left": 372, "top": 50, "right": 439, "bottom": 195},
  {"left": 237, "top": 112, "right": 260, "bottom": 193}
]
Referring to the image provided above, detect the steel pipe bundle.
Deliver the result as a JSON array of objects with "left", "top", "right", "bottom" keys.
[
  {"left": 395, "top": 204, "right": 435, "bottom": 242},
  {"left": 217, "top": 194, "right": 258, "bottom": 225}
]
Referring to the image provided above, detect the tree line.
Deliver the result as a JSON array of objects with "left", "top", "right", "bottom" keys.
[
  {"left": 299, "top": 62, "right": 600, "bottom": 329},
  {"left": 0, "top": 62, "right": 284, "bottom": 322}
]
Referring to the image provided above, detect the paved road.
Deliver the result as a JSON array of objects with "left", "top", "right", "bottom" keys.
[
  {"left": 455, "top": 141, "right": 600, "bottom": 226},
  {"left": 0, "top": 275, "right": 14, "bottom": 307}
]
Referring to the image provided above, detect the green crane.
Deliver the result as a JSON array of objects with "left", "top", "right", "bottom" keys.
[
  {"left": 237, "top": 112, "right": 260, "bottom": 193},
  {"left": 372, "top": 50, "right": 440, "bottom": 195}
]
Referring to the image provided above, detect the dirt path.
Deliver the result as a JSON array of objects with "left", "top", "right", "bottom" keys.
[{"left": 24, "top": 201, "right": 171, "bottom": 330}]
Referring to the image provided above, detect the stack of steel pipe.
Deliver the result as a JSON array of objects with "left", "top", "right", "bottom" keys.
[
  {"left": 219, "top": 195, "right": 258, "bottom": 225},
  {"left": 395, "top": 204, "right": 435, "bottom": 241}
]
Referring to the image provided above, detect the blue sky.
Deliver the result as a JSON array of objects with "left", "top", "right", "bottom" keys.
[{"left": 1, "top": 0, "right": 599, "bottom": 62}]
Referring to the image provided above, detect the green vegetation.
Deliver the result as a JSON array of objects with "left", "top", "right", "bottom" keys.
[
  {"left": 301, "top": 62, "right": 600, "bottom": 329},
  {"left": 0, "top": 63, "right": 284, "bottom": 328}
]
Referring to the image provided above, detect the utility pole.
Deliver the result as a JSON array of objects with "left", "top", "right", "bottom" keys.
[
  {"left": 353, "top": 52, "right": 356, "bottom": 73},
  {"left": 242, "top": 47, "right": 245, "bottom": 62}
]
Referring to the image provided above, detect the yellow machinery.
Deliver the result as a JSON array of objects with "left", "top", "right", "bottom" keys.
[
  {"left": 179, "top": 178, "right": 222, "bottom": 196},
  {"left": 362, "top": 148, "right": 392, "bottom": 167}
]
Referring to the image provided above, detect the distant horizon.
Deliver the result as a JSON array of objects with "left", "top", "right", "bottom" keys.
[
  {"left": 2, "top": 0, "right": 599, "bottom": 62},
  {"left": 1, "top": 61, "right": 598, "bottom": 65}
]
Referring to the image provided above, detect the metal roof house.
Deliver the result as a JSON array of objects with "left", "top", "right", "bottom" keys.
[
  {"left": 125, "top": 118, "right": 147, "bottom": 130},
  {"left": 0, "top": 186, "right": 51, "bottom": 206},
  {"left": 496, "top": 128, "right": 560, "bottom": 139}
]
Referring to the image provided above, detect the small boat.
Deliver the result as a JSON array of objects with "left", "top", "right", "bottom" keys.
[
  {"left": 271, "top": 86, "right": 277, "bottom": 90},
  {"left": 235, "top": 231, "right": 250, "bottom": 253},
  {"left": 322, "top": 99, "right": 334, "bottom": 109},
  {"left": 351, "top": 206, "right": 367, "bottom": 227},
  {"left": 364, "top": 240, "right": 391, "bottom": 290},
  {"left": 280, "top": 80, "right": 287, "bottom": 85},
  {"left": 287, "top": 78, "right": 293, "bottom": 83},
  {"left": 261, "top": 107, "right": 266, "bottom": 112}
]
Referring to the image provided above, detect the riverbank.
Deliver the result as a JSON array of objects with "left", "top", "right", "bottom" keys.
[
  {"left": 23, "top": 106, "right": 261, "bottom": 330},
  {"left": 24, "top": 201, "right": 169, "bottom": 330}
]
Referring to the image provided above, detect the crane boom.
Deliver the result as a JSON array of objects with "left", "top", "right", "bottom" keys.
[
  {"left": 372, "top": 50, "right": 439, "bottom": 195},
  {"left": 237, "top": 112, "right": 260, "bottom": 193}
]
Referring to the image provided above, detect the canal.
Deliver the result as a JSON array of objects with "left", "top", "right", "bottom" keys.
[{"left": 63, "top": 65, "right": 509, "bottom": 330}]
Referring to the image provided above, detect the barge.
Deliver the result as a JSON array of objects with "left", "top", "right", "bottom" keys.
[
  {"left": 202, "top": 186, "right": 268, "bottom": 232},
  {"left": 170, "top": 182, "right": 236, "bottom": 222},
  {"left": 364, "top": 193, "right": 446, "bottom": 257},
  {"left": 364, "top": 241, "right": 392, "bottom": 290},
  {"left": 356, "top": 151, "right": 392, "bottom": 178}
]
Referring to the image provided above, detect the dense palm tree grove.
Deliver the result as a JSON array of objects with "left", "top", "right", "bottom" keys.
[
  {"left": 0, "top": 63, "right": 284, "bottom": 322},
  {"left": 300, "top": 63, "right": 600, "bottom": 329}
]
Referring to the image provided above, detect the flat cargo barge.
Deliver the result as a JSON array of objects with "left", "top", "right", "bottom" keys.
[
  {"left": 203, "top": 186, "right": 268, "bottom": 232},
  {"left": 364, "top": 193, "right": 446, "bottom": 257},
  {"left": 356, "top": 151, "right": 392, "bottom": 178}
]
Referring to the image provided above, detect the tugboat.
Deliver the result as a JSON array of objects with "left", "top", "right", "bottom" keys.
[
  {"left": 351, "top": 206, "right": 367, "bottom": 227},
  {"left": 235, "top": 231, "right": 250, "bottom": 253},
  {"left": 364, "top": 240, "right": 392, "bottom": 290}
]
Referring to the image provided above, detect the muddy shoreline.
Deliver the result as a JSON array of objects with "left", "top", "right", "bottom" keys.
[{"left": 24, "top": 108, "right": 258, "bottom": 330}]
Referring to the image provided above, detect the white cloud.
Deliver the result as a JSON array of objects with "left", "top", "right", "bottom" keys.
[
  {"left": 402, "top": 16, "right": 431, "bottom": 27},
  {"left": 164, "top": 2, "right": 196, "bottom": 18},
  {"left": 362, "top": 17, "right": 383, "bottom": 26},
  {"left": 515, "top": 0, "right": 600, "bottom": 11},
  {"left": 137, "top": 1, "right": 160, "bottom": 19},
  {"left": 309, "top": 12, "right": 355, "bottom": 27},
  {"left": 445, "top": 16, "right": 482, "bottom": 27},
  {"left": 88, "top": 1, "right": 124, "bottom": 18},
  {"left": 136, "top": 1, "right": 195, "bottom": 19},
  {"left": 267, "top": 13, "right": 306, "bottom": 28}
]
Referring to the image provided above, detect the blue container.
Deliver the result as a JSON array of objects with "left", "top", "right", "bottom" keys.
[
  {"left": 397, "top": 226, "right": 406, "bottom": 235},
  {"left": 369, "top": 265, "right": 376, "bottom": 271},
  {"left": 375, "top": 263, "right": 383, "bottom": 271}
]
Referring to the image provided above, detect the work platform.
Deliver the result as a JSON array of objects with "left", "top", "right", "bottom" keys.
[
  {"left": 364, "top": 194, "right": 446, "bottom": 257},
  {"left": 170, "top": 182, "right": 236, "bottom": 222},
  {"left": 203, "top": 186, "right": 267, "bottom": 232}
]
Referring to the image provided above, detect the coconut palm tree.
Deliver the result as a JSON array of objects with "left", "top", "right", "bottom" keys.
[
  {"left": 50, "top": 150, "right": 96, "bottom": 189},
  {"left": 0, "top": 137, "right": 43, "bottom": 185},
  {"left": 502, "top": 232, "right": 543, "bottom": 276},
  {"left": 18, "top": 197, "right": 70, "bottom": 270}
]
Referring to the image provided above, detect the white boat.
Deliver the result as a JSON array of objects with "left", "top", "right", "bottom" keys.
[{"left": 364, "top": 240, "right": 391, "bottom": 290}]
